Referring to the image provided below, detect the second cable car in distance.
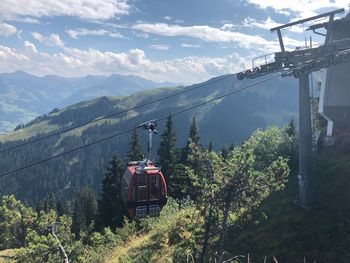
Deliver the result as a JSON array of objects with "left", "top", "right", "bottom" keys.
[{"left": 121, "top": 120, "right": 168, "bottom": 219}]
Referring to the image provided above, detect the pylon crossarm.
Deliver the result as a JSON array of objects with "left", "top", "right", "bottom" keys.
[{"left": 237, "top": 38, "right": 350, "bottom": 80}]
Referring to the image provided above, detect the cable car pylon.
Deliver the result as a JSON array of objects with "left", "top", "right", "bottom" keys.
[{"left": 236, "top": 8, "right": 349, "bottom": 208}]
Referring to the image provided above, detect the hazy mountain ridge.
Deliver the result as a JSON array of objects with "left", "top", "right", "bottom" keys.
[
  {"left": 0, "top": 75, "right": 298, "bottom": 204},
  {"left": 0, "top": 71, "right": 180, "bottom": 132}
]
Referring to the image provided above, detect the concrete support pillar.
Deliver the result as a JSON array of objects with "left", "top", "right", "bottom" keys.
[{"left": 298, "top": 74, "right": 313, "bottom": 208}]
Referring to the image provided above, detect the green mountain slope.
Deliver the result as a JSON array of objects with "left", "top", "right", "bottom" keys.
[
  {"left": 0, "top": 75, "right": 298, "bottom": 204},
  {"left": 0, "top": 71, "right": 178, "bottom": 132}
]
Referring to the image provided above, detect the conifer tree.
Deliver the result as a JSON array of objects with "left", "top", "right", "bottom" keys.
[
  {"left": 220, "top": 146, "right": 229, "bottom": 160},
  {"left": 171, "top": 163, "right": 191, "bottom": 199},
  {"left": 173, "top": 141, "right": 213, "bottom": 200},
  {"left": 182, "top": 117, "right": 200, "bottom": 162},
  {"left": 127, "top": 128, "right": 144, "bottom": 161},
  {"left": 72, "top": 187, "right": 97, "bottom": 238},
  {"left": 96, "top": 154, "right": 125, "bottom": 231},
  {"left": 174, "top": 117, "right": 206, "bottom": 199},
  {"left": 189, "top": 117, "right": 200, "bottom": 145},
  {"left": 228, "top": 141, "right": 235, "bottom": 152},
  {"left": 285, "top": 119, "right": 297, "bottom": 137},
  {"left": 284, "top": 119, "right": 298, "bottom": 170},
  {"left": 208, "top": 142, "right": 213, "bottom": 152},
  {"left": 157, "top": 114, "right": 177, "bottom": 186},
  {"left": 45, "top": 193, "right": 57, "bottom": 212}
]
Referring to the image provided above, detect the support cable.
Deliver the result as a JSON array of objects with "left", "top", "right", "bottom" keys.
[
  {"left": 0, "top": 73, "right": 281, "bottom": 178},
  {"left": 0, "top": 74, "right": 236, "bottom": 154}
]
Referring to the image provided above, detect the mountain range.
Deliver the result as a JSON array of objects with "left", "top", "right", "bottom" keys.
[
  {"left": 0, "top": 74, "right": 299, "bottom": 204},
  {"left": 0, "top": 70, "right": 180, "bottom": 132}
]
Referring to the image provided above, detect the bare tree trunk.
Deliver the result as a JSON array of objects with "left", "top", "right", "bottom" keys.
[
  {"left": 51, "top": 224, "right": 69, "bottom": 263},
  {"left": 217, "top": 190, "right": 233, "bottom": 263},
  {"left": 200, "top": 158, "right": 216, "bottom": 263},
  {"left": 200, "top": 203, "right": 213, "bottom": 263}
]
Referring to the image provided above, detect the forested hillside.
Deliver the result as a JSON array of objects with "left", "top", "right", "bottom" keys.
[
  {"left": 0, "top": 75, "right": 298, "bottom": 205},
  {"left": 0, "top": 101, "right": 348, "bottom": 262},
  {"left": 0, "top": 71, "right": 178, "bottom": 132},
  {"left": 0, "top": 125, "right": 296, "bottom": 262}
]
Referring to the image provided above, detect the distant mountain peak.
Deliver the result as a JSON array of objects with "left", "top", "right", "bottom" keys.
[
  {"left": 13, "top": 70, "right": 34, "bottom": 77},
  {"left": 0, "top": 70, "right": 180, "bottom": 132}
]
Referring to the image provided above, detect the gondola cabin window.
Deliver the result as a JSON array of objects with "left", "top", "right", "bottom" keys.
[
  {"left": 150, "top": 174, "right": 159, "bottom": 200},
  {"left": 137, "top": 174, "right": 148, "bottom": 201},
  {"left": 121, "top": 170, "right": 132, "bottom": 203}
]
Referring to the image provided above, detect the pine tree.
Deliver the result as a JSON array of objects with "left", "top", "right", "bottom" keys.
[
  {"left": 127, "top": 128, "right": 144, "bottom": 162},
  {"left": 222, "top": 141, "right": 235, "bottom": 159},
  {"left": 173, "top": 142, "right": 212, "bottom": 200},
  {"left": 228, "top": 141, "right": 235, "bottom": 152},
  {"left": 157, "top": 114, "right": 177, "bottom": 187},
  {"left": 221, "top": 146, "right": 229, "bottom": 160},
  {"left": 189, "top": 117, "right": 200, "bottom": 145},
  {"left": 175, "top": 118, "right": 205, "bottom": 199},
  {"left": 182, "top": 117, "right": 200, "bottom": 162},
  {"left": 171, "top": 163, "right": 191, "bottom": 199},
  {"left": 96, "top": 154, "right": 125, "bottom": 231},
  {"left": 284, "top": 119, "right": 298, "bottom": 171},
  {"left": 208, "top": 142, "right": 213, "bottom": 152},
  {"left": 285, "top": 119, "right": 297, "bottom": 137},
  {"left": 72, "top": 187, "right": 97, "bottom": 238},
  {"left": 44, "top": 193, "right": 57, "bottom": 212}
]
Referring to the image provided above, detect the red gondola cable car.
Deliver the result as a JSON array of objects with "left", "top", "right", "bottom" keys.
[{"left": 121, "top": 121, "right": 168, "bottom": 219}]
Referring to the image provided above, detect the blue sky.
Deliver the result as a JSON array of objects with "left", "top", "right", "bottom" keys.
[{"left": 0, "top": 0, "right": 348, "bottom": 84}]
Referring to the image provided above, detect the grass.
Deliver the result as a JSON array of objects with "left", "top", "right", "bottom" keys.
[
  {"left": 0, "top": 120, "right": 59, "bottom": 142},
  {"left": 103, "top": 199, "right": 193, "bottom": 263},
  {"left": 104, "top": 234, "right": 152, "bottom": 263},
  {"left": 64, "top": 118, "right": 120, "bottom": 137},
  {"left": 104, "top": 230, "right": 177, "bottom": 263},
  {"left": 0, "top": 249, "right": 16, "bottom": 262},
  {"left": 0, "top": 86, "right": 177, "bottom": 142},
  {"left": 0, "top": 101, "right": 39, "bottom": 132}
]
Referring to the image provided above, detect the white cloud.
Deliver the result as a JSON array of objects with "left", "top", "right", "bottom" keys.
[
  {"left": 243, "top": 17, "right": 304, "bottom": 33},
  {"left": 16, "top": 30, "right": 23, "bottom": 39},
  {"left": 0, "top": 42, "right": 250, "bottom": 84},
  {"left": 132, "top": 23, "right": 279, "bottom": 52},
  {"left": 23, "top": 41, "right": 38, "bottom": 53},
  {"left": 66, "top": 28, "right": 125, "bottom": 39},
  {"left": 221, "top": 23, "right": 237, "bottom": 31},
  {"left": 31, "top": 32, "right": 45, "bottom": 42},
  {"left": 128, "top": 48, "right": 146, "bottom": 64},
  {"left": 13, "top": 17, "right": 40, "bottom": 24},
  {"left": 162, "top": 16, "right": 184, "bottom": 24},
  {"left": 174, "top": 19, "right": 185, "bottom": 24},
  {"left": 0, "top": 0, "right": 131, "bottom": 21},
  {"left": 0, "top": 23, "right": 17, "bottom": 37},
  {"left": 133, "top": 22, "right": 309, "bottom": 53},
  {"left": 149, "top": 44, "right": 170, "bottom": 51},
  {"left": 246, "top": 0, "right": 348, "bottom": 18},
  {"left": 181, "top": 43, "right": 201, "bottom": 48},
  {"left": 283, "top": 36, "right": 313, "bottom": 48},
  {"left": 31, "top": 32, "right": 65, "bottom": 47},
  {"left": 132, "top": 31, "right": 149, "bottom": 39},
  {"left": 49, "top": 34, "right": 65, "bottom": 47}
]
